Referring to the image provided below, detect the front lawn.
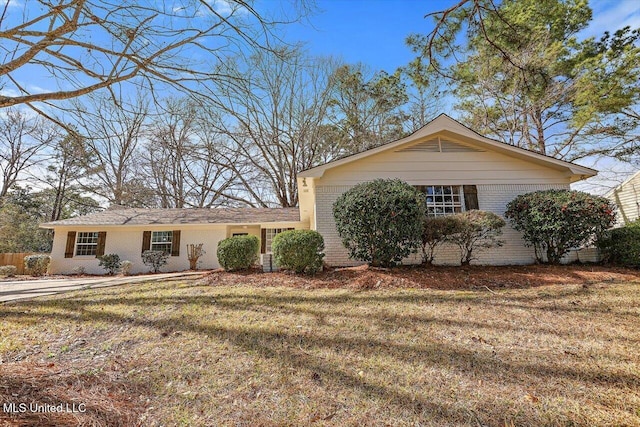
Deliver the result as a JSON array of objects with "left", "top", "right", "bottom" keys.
[{"left": 1, "top": 266, "right": 639, "bottom": 426}]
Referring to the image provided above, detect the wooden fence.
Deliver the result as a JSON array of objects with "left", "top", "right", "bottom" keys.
[{"left": 0, "top": 253, "right": 38, "bottom": 275}]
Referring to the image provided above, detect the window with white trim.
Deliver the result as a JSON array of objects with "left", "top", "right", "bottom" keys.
[
  {"left": 151, "top": 231, "right": 173, "bottom": 253},
  {"left": 263, "top": 228, "right": 279, "bottom": 254},
  {"left": 262, "top": 228, "right": 293, "bottom": 253},
  {"left": 76, "top": 232, "right": 99, "bottom": 256},
  {"left": 418, "top": 185, "right": 464, "bottom": 216}
]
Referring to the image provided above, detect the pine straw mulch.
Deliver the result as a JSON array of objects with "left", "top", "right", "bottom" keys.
[
  {"left": 0, "top": 359, "right": 149, "bottom": 427},
  {"left": 204, "top": 263, "right": 640, "bottom": 291}
]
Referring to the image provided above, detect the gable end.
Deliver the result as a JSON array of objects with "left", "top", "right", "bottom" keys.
[{"left": 396, "top": 137, "right": 484, "bottom": 153}]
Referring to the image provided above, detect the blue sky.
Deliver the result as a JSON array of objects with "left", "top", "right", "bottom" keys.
[
  {"left": 281, "top": 0, "right": 640, "bottom": 74},
  {"left": 281, "top": 0, "right": 446, "bottom": 73}
]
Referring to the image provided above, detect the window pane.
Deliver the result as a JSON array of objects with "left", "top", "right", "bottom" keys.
[
  {"left": 415, "top": 185, "right": 464, "bottom": 217},
  {"left": 151, "top": 231, "right": 173, "bottom": 253},
  {"left": 264, "top": 228, "right": 289, "bottom": 253},
  {"left": 76, "top": 232, "right": 98, "bottom": 256}
]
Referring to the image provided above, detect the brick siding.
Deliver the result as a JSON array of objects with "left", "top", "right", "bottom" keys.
[{"left": 316, "top": 183, "right": 575, "bottom": 266}]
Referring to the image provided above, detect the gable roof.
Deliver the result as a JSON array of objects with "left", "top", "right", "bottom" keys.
[
  {"left": 41, "top": 207, "right": 301, "bottom": 228},
  {"left": 299, "top": 114, "right": 597, "bottom": 182}
]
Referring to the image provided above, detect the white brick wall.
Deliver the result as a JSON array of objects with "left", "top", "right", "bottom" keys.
[{"left": 316, "top": 183, "right": 571, "bottom": 266}]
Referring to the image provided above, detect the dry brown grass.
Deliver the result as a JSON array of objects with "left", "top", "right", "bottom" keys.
[{"left": 1, "top": 266, "right": 640, "bottom": 426}]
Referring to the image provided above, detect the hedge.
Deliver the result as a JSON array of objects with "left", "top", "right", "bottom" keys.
[
  {"left": 217, "top": 235, "right": 259, "bottom": 271},
  {"left": 272, "top": 230, "right": 325, "bottom": 274}
]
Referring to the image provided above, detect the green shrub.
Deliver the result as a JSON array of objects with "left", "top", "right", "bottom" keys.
[
  {"left": 97, "top": 253, "right": 121, "bottom": 275},
  {"left": 421, "top": 216, "right": 461, "bottom": 265},
  {"left": 446, "top": 211, "right": 505, "bottom": 265},
  {"left": 272, "top": 230, "right": 325, "bottom": 274},
  {"left": 597, "top": 221, "right": 640, "bottom": 267},
  {"left": 505, "top": 190, "right": 616, "bottom": 264},
  {"left": 333, "top": 179, "right": 425, "bottom": 267},
  {"left": 24, "top": 254, "right": 50, "bottom": 276},
  {"left": 217, "top": 235, "right": 259, "bottom": 271},
  {"left": 141, "top": 250, "right": 169, "bottom": 273},
  {"left": 0, "top": 265, "right": 17, "bottom": 277}
]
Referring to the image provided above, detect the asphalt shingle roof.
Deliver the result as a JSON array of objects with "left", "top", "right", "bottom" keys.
[{"left": 41, "top": 207, "right": 301, "bottom": 228}]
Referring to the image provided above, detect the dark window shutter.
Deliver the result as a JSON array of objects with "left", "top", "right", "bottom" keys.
[
  {"left": 142, "top": 231, "right": 151, "bottom": 253},
  {"left": 171, "top": 230, "right": 181, "bottom": 257},
  {"left": 65, "top": 231, "right": 76, "bottom": 258},
  {"left": 96, "top": 232, "right": 107, "bottom": 257},
  {"left": 260, "top": 229, "right": 266, "bottom": 254},
  {"left": 463, "top": 185, "right": 479, "bottom": 210}
]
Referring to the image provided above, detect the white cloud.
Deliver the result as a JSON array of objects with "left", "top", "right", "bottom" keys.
[
  {"left": 581, "top": 0, "right": 640, "bottom": 38},
  {"left": 1, "top": 0, "right": 22, "bottom": 8},
  {"left": 26, "top": 84, "right": 52, "bottom": 94},
  {"left": 205, "top": 0, "right": 248, "bottom": 17},
  {"left": 0, "top": 87, "right": 20, "bottom": 98}
]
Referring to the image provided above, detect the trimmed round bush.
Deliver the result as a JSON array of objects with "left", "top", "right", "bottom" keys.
[
  {"left": 597, "top": 221, "right": 640, "bottom": 267},
  {"left": 505, "top": 190, "right": 616, "bottom": 264},
  {"left": 272, "top": 230, "right": 325, "bottom": 274},
  {"left": 217, "top": 235, "right": 259, "bottom": 271},
  {"left": 0, "top": 265, "right": 17, "bottom": 277},
  {"left": 24, "top": 254, "right": 50, "bottom": 276},
  {"left": 333, "top": 179, "right": 425, "bottom": 267}
]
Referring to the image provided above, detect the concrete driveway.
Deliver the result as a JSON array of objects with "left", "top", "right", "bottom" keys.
[{"left": 0, "top": 271, "right": 207, "bottom": 303}]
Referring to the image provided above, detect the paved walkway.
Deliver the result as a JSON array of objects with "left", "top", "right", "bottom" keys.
[{"left": 0, "top": 271, "right": 206, "bottom": 303}]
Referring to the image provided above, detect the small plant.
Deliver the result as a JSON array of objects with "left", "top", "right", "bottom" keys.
[
  {"left": 187, "top": 243, "right": 205, "bottom": 270},
  {"left": 421, "top": 216, "right": 461, "bottom": 265},
  {"left": 142, "top": 250, "right": 169, "bottom": 273},
  {"left": 98, "top": 253, "right": 121, "bottom": 275},
  {"left": 120, "top": 260, "right": 133, "bottom": 275},
  {"left": 505, "top": 190, "right": 616, "bottom": 263},
  {"left": 446, "top": 211, "right": 505, "bottom": 265},
  {"left": 24, "top": 254, "right": 50, "bottom": 277},
  {"left": 333, "top": 179, "right": 425, "bottom": 267},
  {"left": 0, "top": 265, "right": 17, "bottom": 277},
  {"left": 272, "top": 230, "right": 325, "bottom": 275},
  {"left": 597, "top": 220, "right": 640, "bottom": 267},
  {"left": 72, "top": 266, "right": 86, "bottom": 276},
  {"left": 217, "top": 235, "right": 259, "bottom": 271}
]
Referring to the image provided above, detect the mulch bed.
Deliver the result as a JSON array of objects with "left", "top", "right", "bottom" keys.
[
  {"left": 0, "top": 360, "right": 148, "bottom": 427},
  {"left": 204, "top": 264, "right": 640, "bottom": 291}
]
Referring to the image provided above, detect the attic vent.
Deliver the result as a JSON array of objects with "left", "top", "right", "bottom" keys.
[
  {"left": 396, "top": 137, "right": 484, "bottom": 153},
  {"left": 398, "top": 138, "right": 440, "bottom": 152}
]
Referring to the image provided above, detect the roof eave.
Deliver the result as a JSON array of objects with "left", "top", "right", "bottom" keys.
[
  {"left": 40, "top": 219, "right": 307, "bottom": 229},
  {"left": 299, "top": 115, "right": 599, "bottom": 181}
]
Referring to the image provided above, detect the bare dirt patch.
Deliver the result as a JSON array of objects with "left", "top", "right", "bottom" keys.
[{"left": 204, "top": 263, "right": 640, "bottom": 290}]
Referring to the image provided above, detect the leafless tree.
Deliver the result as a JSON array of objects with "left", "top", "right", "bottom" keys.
[
  {"left": 401, "top": 57, "right": 445, "bottom": 132},
  {"left": 206, "top": 47, "right": 340, "bottom": 207},
  {"left": 0, "top": 0, "right": 310, "bottom": 116},
  {"left": 0, "top": 108, "right": 59, "bottom": 198},
  {"left": 70, "top": 93, "right": 149, "bottom": 206},
  {"left": 143, "top": 98, "right": 236, "bottom": 208}
]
